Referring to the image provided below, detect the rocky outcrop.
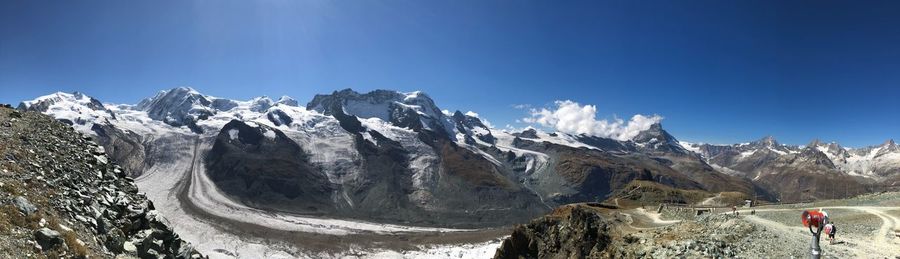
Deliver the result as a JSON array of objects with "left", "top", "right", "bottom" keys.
[
  {"left": 493, "top": 205, "right": 615, "bottom": 259},
  {"left": 493, "top": 203, "right": 762, "bottom": 259},
  {"left": 0, "top": 106, "right": 203, "bottom": 258},
  {"left": 90, "top": 123, "right": 147, "bottom": 177}
]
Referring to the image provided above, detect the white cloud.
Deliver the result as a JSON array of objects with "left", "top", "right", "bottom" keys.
[
  {"left": 464, "top": 111, "right": 479, "bottom": 117},
  {"left": 503, "top": 124, "right": 533, "bottom": 133},
  {"left": 480, "top": 118, "right": 494, "bottom": 128},
  {"left": 522, "top": 100, "right": 662, "bottom": 141}
]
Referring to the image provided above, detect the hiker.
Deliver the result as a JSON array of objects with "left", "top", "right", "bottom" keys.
[
  {"left": 825, "top": 222, "right": 837, "bottom": 244},
  {"left": 732, "top": 205, "right": 737, "bottom": 216}
]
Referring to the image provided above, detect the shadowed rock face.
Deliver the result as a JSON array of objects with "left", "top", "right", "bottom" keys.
[
  {"left": 494, "top": 205, "right": 614, "bottom": 259},
  {"left": 205, "top": 120, "right": 334, "bottom": 213},
  {"left": 90, "top": 123, "right": 146, "bottom": 177}
]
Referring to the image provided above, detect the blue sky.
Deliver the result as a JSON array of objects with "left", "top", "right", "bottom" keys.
[{"left": 1, "top": 0, "right": 898, "bottom": 147}]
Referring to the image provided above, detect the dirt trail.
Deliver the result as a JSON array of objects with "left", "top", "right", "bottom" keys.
[
  {"left": 738, "top": 206, "right": 900, "bottom": 258},
  {"left": 852, "top": 207, "right": 900, "bottom": 254},
  {"left": 698, "top": 193, "right": 722, "bottom": 207},
  {"left": 622, "top": 208, "right": 681, "bottom": 229}
]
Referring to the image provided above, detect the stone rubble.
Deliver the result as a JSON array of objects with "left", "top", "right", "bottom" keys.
[{"left": 0, "top": 106, "right": 205, "bottom": 258}]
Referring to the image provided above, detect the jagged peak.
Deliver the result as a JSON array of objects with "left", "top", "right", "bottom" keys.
[
  {"left": 634, "top": 122, "right": 675, "bottom": 140},
  {"left": 808, "top": 138, "right": 824, "bottom": 147},
  {"left": 882, "top": 139, "right": 896, "bottom": 147},
  {"left": 452, "top": 110, "right": 466, "bottom": 118},
  {"left": 516, "top": 128, "right": 539, "bottom": 139},
  {"left": 752, "top": 135, "right": 779, "bottom": 147}
]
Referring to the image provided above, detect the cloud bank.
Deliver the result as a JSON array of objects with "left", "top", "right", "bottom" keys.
[{"left": 522, "top": 100, "right": 662, "bottom": 141}]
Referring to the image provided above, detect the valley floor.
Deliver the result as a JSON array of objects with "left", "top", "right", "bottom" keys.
[{"left": 135, "top": 135, "right": 507, "bottom": 258}]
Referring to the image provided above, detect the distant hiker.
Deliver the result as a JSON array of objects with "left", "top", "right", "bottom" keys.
[
  {"left": 824, "top": 222, "right": 837, "bottom": 244},
  {"left": 751, "top": 209, "right": 756, "bottom": 215},
  {"left": 732, "top": 206, "right": 737, "bottom": 216}
]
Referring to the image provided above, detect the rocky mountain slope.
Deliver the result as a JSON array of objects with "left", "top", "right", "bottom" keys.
[{"left": 0, "top": 105, "right": 203, "bottom": 258}]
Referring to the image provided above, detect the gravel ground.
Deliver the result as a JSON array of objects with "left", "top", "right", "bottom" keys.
[
  {"left": 753, "top": 209, "right": 881, "bottom": 236},
  {"left": 644, "top": 192, "right": 900, "bottom": 259}
]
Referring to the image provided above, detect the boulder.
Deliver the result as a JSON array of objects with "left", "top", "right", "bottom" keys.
[
  {"left": 34, "top": 228, "right": 65, "bottom": 250},
  {"left": 13, "top": 196, "right": 38, "bottom": 215}
]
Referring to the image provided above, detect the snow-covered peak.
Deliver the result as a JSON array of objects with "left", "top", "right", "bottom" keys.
[
  {"left": 249, "top": 96, "right": 275, "bottom": 112},
  {"left": 632, "top": 122, "right": 688, "bottom": 154},
  {"left": 276, "top": 96, "right": 299, "bottom": 107},
  {"left": 450, "top": 110, "right": 495, "bottom": 144},
  {"left": 306, "top": 89, "right": 458, "bottom": 138},
  {"left": 874, "top": 139, "right": 900, "bottom": 158},
  {"left": 19, "top": 91, "right": 105, "bottom": 112},
  {"left": 880, "top": 139, "right": 897, "bottom": 148},
  {"left": 18, "top": 91, "right": 116, "bottom": 132},
  {"left": 135, "top": 87, "right": 218, "bottom": 127}
]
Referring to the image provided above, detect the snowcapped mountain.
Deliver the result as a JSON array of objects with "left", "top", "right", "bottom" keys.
[
  {"left": 837, "top": 139, "right": 900, "bottom": 179},
  {"left": 18, "top": 92, "right": 117, "bottom": 132},
  {"left": 683, "top": 136, "right": 900, "bottom": 181}
]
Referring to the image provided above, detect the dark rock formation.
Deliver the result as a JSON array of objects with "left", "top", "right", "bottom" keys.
[{"left": 494, "top": 205, "right": 614, "bottom": 259}]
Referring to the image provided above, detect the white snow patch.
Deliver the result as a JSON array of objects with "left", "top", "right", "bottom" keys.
[
  {"left": 262, "top": 129, "right": 277, "bottom": 140},
  {"left": 679, "top": 141, "right": 702, "bottom": 155},
  {"left": 361, "top": 237, "right": 506, "bottom": 259},
  {"left": 228, "top": 129, "right": 239, "bottom": 140}
]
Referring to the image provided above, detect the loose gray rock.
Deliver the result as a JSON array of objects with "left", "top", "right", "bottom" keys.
[
  {"left": 33, "top": 228, "right": 65, "bottom": 251},
  {"left": 13, "top": 196, "right": 38, "bottom": 215}
]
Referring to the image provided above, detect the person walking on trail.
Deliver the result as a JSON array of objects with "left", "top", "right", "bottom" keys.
[
  {"left": 824, "top": 222, "right": 837, "bottom": 244},
  {"left": 732, "top": 205, "right": 738, "bottom": 216}
]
